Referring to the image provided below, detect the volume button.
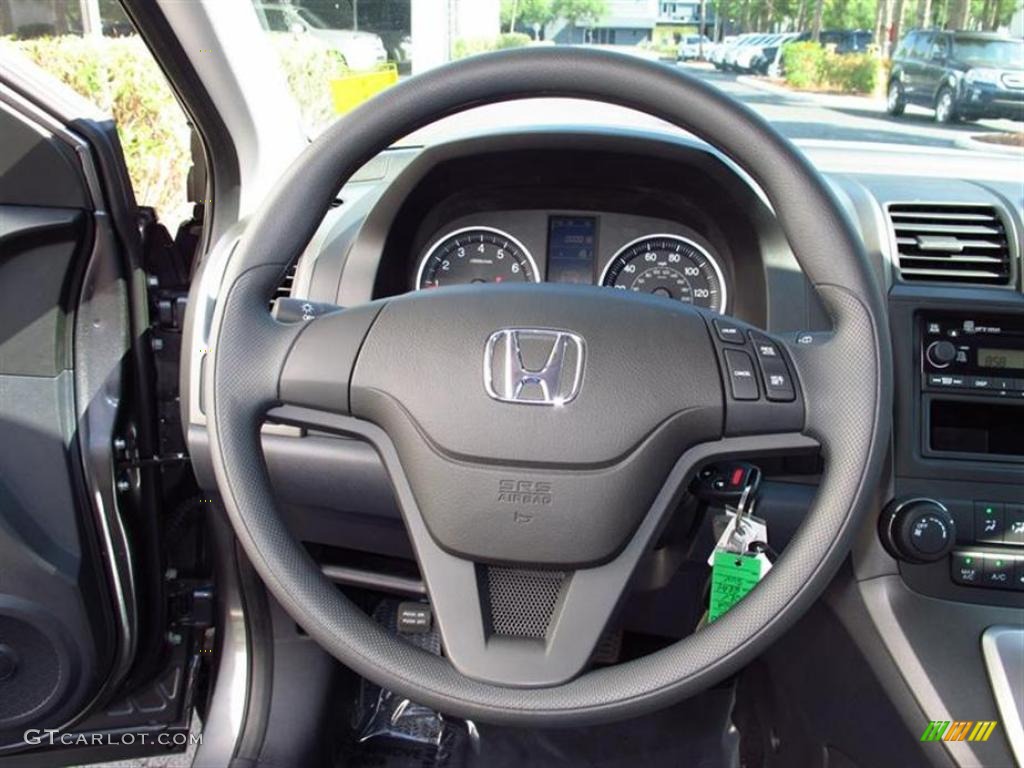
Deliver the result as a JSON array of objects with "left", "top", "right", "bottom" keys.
[{"left": 926, "top": 340, "right": 957, "bottom": 368}]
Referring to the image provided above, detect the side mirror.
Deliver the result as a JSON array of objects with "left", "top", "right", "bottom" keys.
[{"left": 290, "top": 22, "right": 307, "bottom": 34}]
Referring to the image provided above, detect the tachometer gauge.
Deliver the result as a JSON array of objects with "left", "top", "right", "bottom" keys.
[
  {"left": 600, "top": 234, "right": 727, "bottom": 313},
  {"left": 416, "top": 227, "right": 539, "bottom": 290}
]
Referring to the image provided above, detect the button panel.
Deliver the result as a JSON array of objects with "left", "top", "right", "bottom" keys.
[
  {"left": 931, "top": 499, "right": 1024, "bottom": 547},
  {"left": 926, "top": 374, "right": 1024, "bottom": 394},
  {"left": 951, "top": 551, "right": 1024, "bottom": 591},
  {"left": 749, "top": 332, "right": 796, "bottom": 402},
  {"left": 706, "top": 319, "right": 805, "bottom": 436}
]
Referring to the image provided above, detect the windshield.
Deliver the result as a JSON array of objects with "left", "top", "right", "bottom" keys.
[
  {"left": 3, "top": 0, "right": 1021, "bottom": 164},
  {"left": 954, "top": 39, "right": 1024, "bottom": 69}
]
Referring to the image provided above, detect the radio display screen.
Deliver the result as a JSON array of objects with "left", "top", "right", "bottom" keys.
[
  {"left": 547, "top": 216, "right": 597, "bottom": 284},
  {"left": 978, "top": 347, "right": 1024, "bottom": 370}
]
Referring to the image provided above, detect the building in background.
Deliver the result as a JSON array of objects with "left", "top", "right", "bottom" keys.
[
  {"left": 551, "top": 0, "right": 655, "bottom": 45},
  {"left": 550, "top": 0, "right": 713, "bottom": 47},
  {"left": 653, "top": 0, "right": 713, "bottom": 46}
]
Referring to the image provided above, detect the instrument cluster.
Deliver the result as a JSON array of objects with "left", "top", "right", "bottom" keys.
[{"left": 413, "top": 213, "right": 731, "bottom": 315}]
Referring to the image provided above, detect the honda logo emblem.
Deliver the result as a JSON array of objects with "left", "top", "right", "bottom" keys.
[{"left": 484, "top": 329, "right": 585, "bottom": 406}]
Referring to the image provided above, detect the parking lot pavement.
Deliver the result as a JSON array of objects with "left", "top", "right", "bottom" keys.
[{"left": 688, "top": 68, "right": 1021, "bottom": 150}]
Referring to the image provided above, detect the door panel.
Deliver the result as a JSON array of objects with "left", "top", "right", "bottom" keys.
[{"left": 0, "top": 88, "right": 129, "bottom": 749}]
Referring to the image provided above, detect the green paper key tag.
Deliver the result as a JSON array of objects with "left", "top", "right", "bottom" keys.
[{"left": 708, "top": 550, "right": 763, "bottom": 623}]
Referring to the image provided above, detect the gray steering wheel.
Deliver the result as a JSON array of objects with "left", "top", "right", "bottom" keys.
[{"left": 206, "top": 47, "right": 892, "bottom": 726}]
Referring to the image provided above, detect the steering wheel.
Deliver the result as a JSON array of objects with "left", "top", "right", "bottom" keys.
[{"left": 207, "top": 48, "right": 891, "bottom": 726}]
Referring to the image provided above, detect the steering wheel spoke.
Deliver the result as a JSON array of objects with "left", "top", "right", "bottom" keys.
[
  {"left": 277, "top": 302, "right": 384, "bottom": 416},
  {"left": 268, "top": 404, "right": 817, "bottom": 687}
]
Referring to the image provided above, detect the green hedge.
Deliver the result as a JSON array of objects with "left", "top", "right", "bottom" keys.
[
  {"left": 781, "top": 41, "right": 823, "bottom": 90},
  {"left": 781, "top": 40, "right": 880, "bottom": 94},
  {"left": 0, "top": 34, "right": 350, "bottom": 224},
  {"left": 453, "top": 33, "right": 531, "bottom": 59}
]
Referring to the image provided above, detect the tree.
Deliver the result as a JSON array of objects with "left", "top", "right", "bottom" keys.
[
  {"left": 501, "top": 0, "right": 556, "bottom": 36},
  {"left": 916, "top": 0, "right": 932, "bottom": 28},
  {"left": 947, "top": 0, "right": 969, "bottom": 27},
  {"left": 810, "top": 0, "right": 824, "bottom": 40},
  {"left": 890, "top": 0, "right": 907, "bottom": 55},
  {"left": 552, "top": 0, "right": 607, "bottom": 40}
]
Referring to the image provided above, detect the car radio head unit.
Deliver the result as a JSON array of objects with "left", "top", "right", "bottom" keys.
[{"left": 921, "top": 314, "right": 1024, "bottom": 397}]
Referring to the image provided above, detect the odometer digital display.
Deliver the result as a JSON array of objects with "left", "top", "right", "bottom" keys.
[
  {"left": 416, "top": 227, "right": 539, "bottom": 290},
  {"left": 600, "top": 234, "right": 727, "bottom": 313},
  {"left": 547, "top": 216, "right": 598, "bottom": 284}
]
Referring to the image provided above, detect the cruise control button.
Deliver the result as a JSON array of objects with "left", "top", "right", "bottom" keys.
[
  {"left": 760, "top": 358, "right": 795, "bottom": 402},
  {"left": 748, "top": 331, "right": 780, "bottom": 359},
  {"left": 1004, "top": 504, "right": 1024, "bottom": 546},
  {"left": 748, "top": 332, "right": 795, "bottom": 402},
  {"left": 951, "top": 552, "right": 982, "bottom": 585},
  {"left": 714, "top": 319, "right": 745, "bottom": 344},
  {"left": 723, "top": 349, "right": 759, "bottom": 400},
  {"left": 975, "top": 502, "right": 1005, "bottom": 544},
  {"left": 982, "top": 555, "right": 1014, "bottom": 589}
]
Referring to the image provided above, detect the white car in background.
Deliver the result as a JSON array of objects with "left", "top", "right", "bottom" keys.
[
  {"left": 677, "top": 35, "right": 711, "bottom": 61},
  {"left": 710, "top": 34, "right": 751, "bottom": 69},
  {"left": 724, "top": 34, "right": 773, "bottom": 71},
  {"left": 253, "top": 2, "right": 387, "bottom": 71},
  {"left": 733, "top": 33, "right": 796, "bottom": 73}
]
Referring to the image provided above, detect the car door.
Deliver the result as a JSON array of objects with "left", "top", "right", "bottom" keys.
[
  {"left": 904, "top": 31, "right": 932, "bottom": 102},
  {"left": 922, "top": 32, "right": 951, "bottom": 102},
  {"left": 0, "top": 28, "right": 206, "bottom": 765}
]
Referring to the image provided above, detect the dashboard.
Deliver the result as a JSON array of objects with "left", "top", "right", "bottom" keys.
[
  {"left": 351, "top": 136, "right": 776, "bottom": 328},
  {"left": 183, "top": 124, "right": 1024, "bottom": 766},
  {"left": 180, "top": 116, "right": 1024, "bottom": 768}
]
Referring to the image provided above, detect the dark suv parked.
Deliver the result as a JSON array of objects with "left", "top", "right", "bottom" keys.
[{"left": 887, "top": 30, "right": 1024, "bottom": 123}]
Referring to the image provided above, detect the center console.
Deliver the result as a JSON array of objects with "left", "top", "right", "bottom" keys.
[{"left": 887, "top": 302, "right": 1024, "bottom": 609}]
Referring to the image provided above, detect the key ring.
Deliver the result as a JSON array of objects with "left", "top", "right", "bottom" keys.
[{"left": 727, "top": 467, "right": 761, "bottom": 551}]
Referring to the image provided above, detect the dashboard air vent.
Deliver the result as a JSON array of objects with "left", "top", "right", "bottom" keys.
[{"left": 889, "top": 204, "right": 1010, "bottom": 285}]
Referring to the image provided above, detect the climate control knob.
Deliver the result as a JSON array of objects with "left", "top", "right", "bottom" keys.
[
  {"left": 925, "top": 340, "right": 957, "bottom": 368},
  {"left": 880, "top": 498, "right": 956, "bottom": 563}
]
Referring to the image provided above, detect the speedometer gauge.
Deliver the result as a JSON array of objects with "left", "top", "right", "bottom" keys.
[
  {"left": 600, "top": 234, "right": 727, "bottom": 313},
  {"left": 416, "top": 227, "right": 539, "bottom": 290}
]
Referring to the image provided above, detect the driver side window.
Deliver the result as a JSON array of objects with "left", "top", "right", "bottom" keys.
[
  {"left": 911, "top": 33, "right": 934, "bottom": 59},
  {"left": 0, "top": 0, "right": 192, "bottom": 227}
]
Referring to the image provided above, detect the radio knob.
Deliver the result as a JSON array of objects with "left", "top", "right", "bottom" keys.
[
  {"left": 926, "top": 340, "right": 957, "bottom": 368},
  {"left": 880, "top": 498, "right": 956, "bottom": 564}
]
